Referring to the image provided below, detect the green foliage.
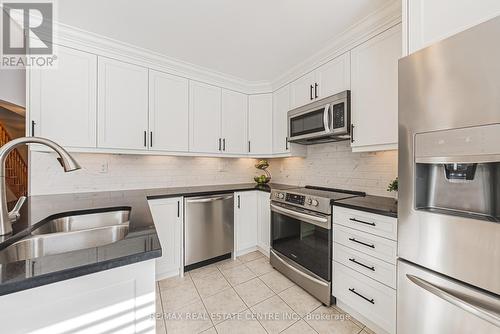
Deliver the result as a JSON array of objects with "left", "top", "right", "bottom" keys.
[{"left": 387, "top": 177, "right": 398, "bottom": 192}]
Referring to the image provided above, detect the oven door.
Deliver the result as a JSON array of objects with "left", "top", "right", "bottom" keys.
[{"left": 270, "top": 202, "right": 332, "bottom": 281}]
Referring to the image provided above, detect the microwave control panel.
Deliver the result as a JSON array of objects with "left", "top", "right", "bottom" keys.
[
  {"left": 332, "top": 103, "right": 345, "bottom": 129},
  {"left": 285, "top": 193, "right": 305, "bottom": 206}
]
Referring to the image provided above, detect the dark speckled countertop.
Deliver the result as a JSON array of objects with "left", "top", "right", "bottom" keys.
[
  {"left": 0, "top": 183, "right": 295, "bottom": 296},
  {"left": 333, "top": 194, "right": 398, "bottom": 218}
]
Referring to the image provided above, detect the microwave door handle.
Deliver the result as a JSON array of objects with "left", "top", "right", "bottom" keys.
[{"left": 323, "top": 104, "right": 331, "bottom": 133}]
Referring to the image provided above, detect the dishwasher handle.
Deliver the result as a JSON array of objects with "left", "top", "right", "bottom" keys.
[{"left": 186, "top": 194, "right": 234, "bottom": 203}]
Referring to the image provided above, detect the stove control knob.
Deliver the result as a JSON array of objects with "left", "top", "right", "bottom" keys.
[
  {"left": 311, "top": 199, "right": 319, "bottom": 207},
  {"left": 276, "top": 192, "right": 285, "bottom": 199}
]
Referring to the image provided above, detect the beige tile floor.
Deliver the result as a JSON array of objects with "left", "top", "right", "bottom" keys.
[{"left": 155, "top": 251, "right": 374, "bottom": 334}]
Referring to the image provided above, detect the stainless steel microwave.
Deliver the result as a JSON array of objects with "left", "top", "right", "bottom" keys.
[{"left": 288, "top": 90, "right": 350, "bottom": 144}]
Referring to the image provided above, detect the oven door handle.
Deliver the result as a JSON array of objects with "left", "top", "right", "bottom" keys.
[
  {"left": 270, "top": 204, "right": 331, "bottom": 229},
  {"left": 323, "top": 103, "right": 331, "bottom": 133}
]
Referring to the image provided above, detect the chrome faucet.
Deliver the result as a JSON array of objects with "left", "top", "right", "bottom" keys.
[{"left": 0, "top": 137, "right": 81, "bottom": 236}]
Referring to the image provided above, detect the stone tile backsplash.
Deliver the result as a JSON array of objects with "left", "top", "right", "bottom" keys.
[
  {"left": 268, "top": 141, "right": 398, "bottom": 198},
  {"left": 30, "top": 141, "right": 397, "bottom": 197}
]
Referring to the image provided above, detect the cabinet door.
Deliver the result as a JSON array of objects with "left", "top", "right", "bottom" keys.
[
  {"left": 248, "top": 94, "right": 273, "bottom": 155},
  {"left": 408, "top": 0, "right": 500, "bottom": 54},
  {"left": 272, "top": 85, "right": 290, "bottom": 154},
  {"left": 148, "top": 197, "right": 183, "bottom": 279},
  {"left": 30, "top": 46, "right": 97, "bottom": 147},
  {"left": 316, "top": 52, "right": 350, "bottom": 98},
  {"left": 350, "top": 24, "right": 401, "bottom": 152},
  {"left": 235, "top": 191, "right": 258, "bottom": 253},
  {"left": 98, "top": 57, "right": 148, "bottom": 150},
  {"left": 257, "top": 191, "right": 271, "bottom": 253},
  {"left": 221, "top": 90, "right": 248, "bottom": 154},
  {"left": 149, "top": 70, "right": 189, "bottom": 152},
  {"left": 189, "top": 81, "right": 222, "bottom": 153},
  {"left": 290, "top": 71, "right": 315, "bottom": 109}
]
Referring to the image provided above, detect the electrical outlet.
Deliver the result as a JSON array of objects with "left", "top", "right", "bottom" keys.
[{"left": 99, "top": 162, "right": 108, "bottom": 173}]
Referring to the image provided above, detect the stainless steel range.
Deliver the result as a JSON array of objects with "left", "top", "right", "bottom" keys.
[{"left": 269, "top": 186, "right": 365, "bottom": 305}]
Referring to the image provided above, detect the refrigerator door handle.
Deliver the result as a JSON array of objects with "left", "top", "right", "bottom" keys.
[{"left": 407, "top": 274, "right": 500, "bottom": 327}]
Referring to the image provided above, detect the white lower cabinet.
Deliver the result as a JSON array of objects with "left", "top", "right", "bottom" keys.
[
  {"left": 234, "top": 191, "right": 258, "bottom": 255},
  {"left": 257, "top": 191, "right": 271, "bottom": 254},
  {"left": 148, "top": 197, "right": 183, "bottom": 280},
  {"left": 0, "top": 260, "right": 156, "bottom": 334},
  {"left": 333, "top": 206, "right": 397, "bottom": 334},
  {"left": 334, "top": 263, "right": 396, "bottom": 334}
]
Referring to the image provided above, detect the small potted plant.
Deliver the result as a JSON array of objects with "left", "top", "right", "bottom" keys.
[
  {"left": 254, "top": 160, "right": 271, "bottom": 185},
  {"left": 387, "top": 177, "right": 398, "bottom": 199}
]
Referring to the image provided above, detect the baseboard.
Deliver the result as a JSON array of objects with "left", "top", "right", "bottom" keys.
[
  {"left": 235, "top": 246, "right": 258, "bottom": 257},
  {"left": 155, "top": 269, "right": 180, "bottom": 281},
  {"left": 257, "top": 245, "right": 270, "bottom": 258},
  {"left": 336, "top": 300, "right": 389, "bottom": 334}
]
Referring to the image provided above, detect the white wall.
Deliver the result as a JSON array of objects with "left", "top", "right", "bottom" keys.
[
  {"left": 29, "top": 152, "right": 258, "bottom": 195},
  {"left": 0, "top": 69, "right": 26, "bottom": 107},
  {"left": 268, "top": 141, "right": 398, "bottom": 198},
  {"left": 30, "top": 143, "right": 398, "bottom": 198}
]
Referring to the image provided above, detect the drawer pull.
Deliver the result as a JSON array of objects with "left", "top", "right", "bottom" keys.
[
  {"left": 348, "top": 237, "right": 375, "bottom": 249},
  {"left": 349, "top": 217, "right": 376, "bottom": 226},
  {"left": 349, "top": 288, "right": 375, "bottom": 304},
  {"left": 349, "top": 258, "right": 375, "bottom": 271}
]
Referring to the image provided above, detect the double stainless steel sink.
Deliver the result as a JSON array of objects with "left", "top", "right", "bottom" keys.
[{"left": 0, "top": 209, "right": 130, "bottom": 264}]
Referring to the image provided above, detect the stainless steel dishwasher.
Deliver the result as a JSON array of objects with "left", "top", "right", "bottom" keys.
[{"left": 184, "top": 193, "right": 234, "bottom": 270}]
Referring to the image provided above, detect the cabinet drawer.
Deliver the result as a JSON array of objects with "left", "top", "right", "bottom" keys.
[
  {"left": 334, "top": 224, "right": 397, "bottom": 264},
  {"left": 334, "top": 206, "right": 397, "bottom": 240},
  {"left": 334, "top": 243, "right": 396, "bottom": 288},
  {"left": 334, "top": 263, "right": 396, "bottom": 334}
]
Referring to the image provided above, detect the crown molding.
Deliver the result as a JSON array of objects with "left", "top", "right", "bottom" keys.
[
  {"left": 271, "top": 0, "right": 402, "bottom": 91},
  {"left": 22, "top": 1, "right": 401, "bottom": 95},
  {"left": 51, "top": 21, "right": 272, "bottom": 94}
]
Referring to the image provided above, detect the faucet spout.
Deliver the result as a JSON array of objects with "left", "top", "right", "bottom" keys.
[{"left": 0, "top": 137, "right": 81, "bottom": 236}]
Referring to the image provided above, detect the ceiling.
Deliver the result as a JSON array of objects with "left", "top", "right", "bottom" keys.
[{"left": 56, "top": 0, "right": 394, "bottom": 82}]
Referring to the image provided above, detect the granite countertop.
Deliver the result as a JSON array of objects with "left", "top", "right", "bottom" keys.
[
  {"left": 333, "top": 194, "right": 398, "bottom": 218},
  {"left": 0, "top": 183, "right": 294, "bottom": 296}
]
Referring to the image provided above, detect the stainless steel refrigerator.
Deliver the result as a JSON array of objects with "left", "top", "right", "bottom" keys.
[{"left": 398, "top": 15, "right": 500, "bottom": 333}]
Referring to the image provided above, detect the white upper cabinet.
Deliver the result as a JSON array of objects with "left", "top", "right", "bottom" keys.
[
  {"left": 248, "top": 94, "right": 273, "bottom": 155},
  {"left": 98, "top": 57, "right": 149, "bottom": 150},
  {"left": 149, "top": 70, "right": 189, "bottom": 152},
  {"left": 350, "top": 24, "right": 401, "bottom": 152},
  {"left": 272, "top": 85, "right": 290, "bottom": 154},
  {"left": 290, "top": 71, "right": 316, "bottom": 109},
  {"left": 316, "top": 52, "right": 351, "bottom": 99},
  {"left": 189, "top": 81, "right": 222, "bottom": 153},
  {"left": 290, "top": 52, "right": 351, "bottom": 109},
  {"left": 407, "top": 0, "right": 500, "bottom": 54},
  {"left": 221, "top": 90, "right": 248, "bottom": 154},
  {"left": 30, "top": 46, "right": 97, "bottom": 147}
]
